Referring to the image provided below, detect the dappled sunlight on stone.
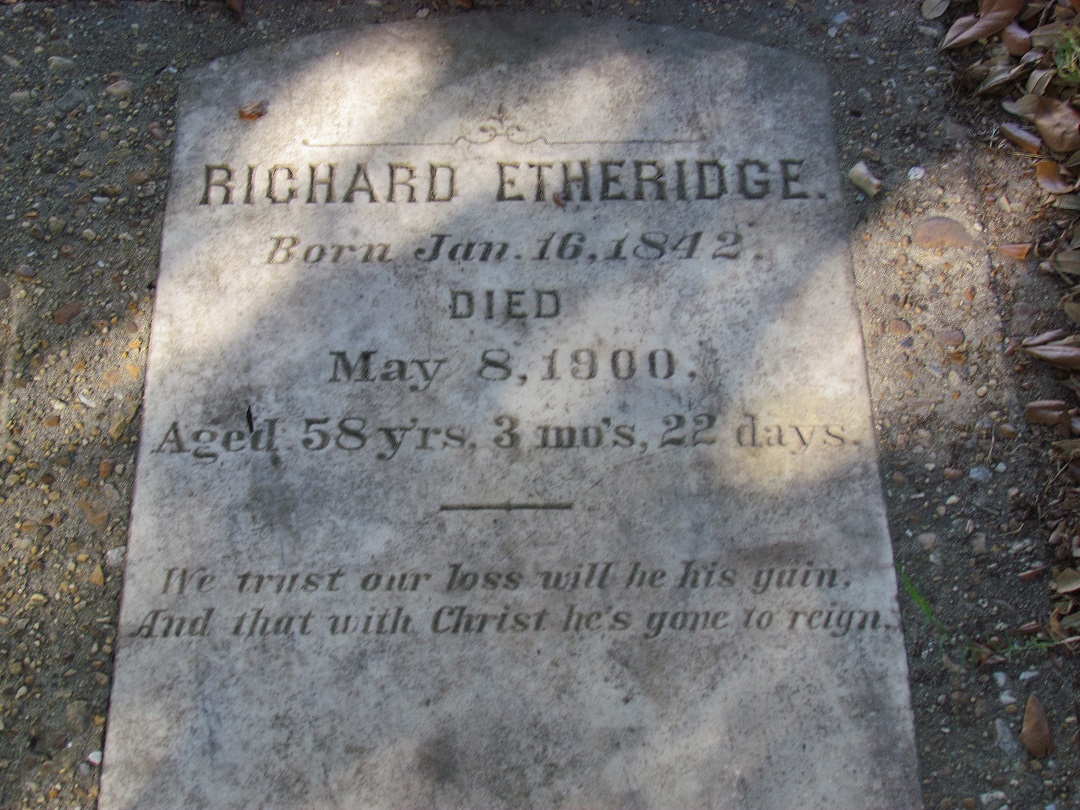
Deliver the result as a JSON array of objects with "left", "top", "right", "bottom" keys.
[{"left": 101, "top": 16, "right": 918, "bottom": 810}]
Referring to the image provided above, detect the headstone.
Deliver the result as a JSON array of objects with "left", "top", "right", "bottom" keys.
[{"left": 101, "top": 16, "right": 920, "bottom": 809}]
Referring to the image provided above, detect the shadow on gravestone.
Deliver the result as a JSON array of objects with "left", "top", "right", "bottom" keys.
[{"left": 100, "top": 15, "right": 921, "bottom": 809}]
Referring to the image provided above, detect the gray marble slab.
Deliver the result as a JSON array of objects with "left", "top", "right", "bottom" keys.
[{"left": 101, "top": 16, "right": 920, "bottom": 809}]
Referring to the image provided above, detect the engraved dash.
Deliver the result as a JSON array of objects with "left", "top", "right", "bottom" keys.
[{"left": 440, "top": 502, "right": 573, "bottom": 512}]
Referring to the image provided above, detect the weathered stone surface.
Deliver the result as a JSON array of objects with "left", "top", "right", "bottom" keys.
[{"left": 101, "top": 16, "right": 919, "bottom": 809}]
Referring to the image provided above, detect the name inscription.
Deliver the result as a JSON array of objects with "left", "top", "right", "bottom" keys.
[{"left": 199, "top": 157, "right": 816, "bottom": 206}]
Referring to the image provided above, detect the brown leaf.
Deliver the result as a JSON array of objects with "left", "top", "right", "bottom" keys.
[
  {"left": 1026, "top": 399, "right": 1069, "bottom": 425},
  {"left": 1000, "top": 121, "right": 1042, "bottom": 153},
  {"left": 1022, "top": 328, "right": 1070, "bottom": 347},
  {"left": 237, "top": 99, "right": 267, "bottom": 121},
  {"left": 1054, "top": 249, "right": 1080, "bottom": 275},
  {"left": 941, "top": 0, "right": 1023, "bottom": 49},
  {"left": 942, "top": 14, "right": 980, "bottom": 48},
  {"left": 1002, "top": 20, "right": 1031, "bottom": 56},
  {"left": 1003, "top": 93, "right": 1040, "bottom": 121},
  {"left": 1024, "top": 343, "right": 1080, "bottom": 369},
  {"left": 1036, "top": 160, "right": 1076, "bottom": 193},
  {"left": 1031, "top": 22, "right": 1068, "bottom": 50},
  {"left": 1027, "top": 68, "right": 1055, "bottom": 97},
  {"left": 1052, "top": 567, "right": 1080, "bottom": 593},
  {"left": 997, "top": 242, "right": 1032, "bottom": 259},
  {"left": 53, "top": 301, "right": 83, "bottom": 325},
  {"left": 226, "top": 0, "right": 243, "bottom": 15},
  {"left": 1064, "top": 300, "right": 1080, "bottom": 325},
  {"left": 922, "top": 0, "right": 949, "bottom": 19},
  {"left": 1018, "top": 564, "right": 1051, "bottom": 581},
  {"left": 1035, "top": 97, "right": 1080, "bottom": 152},
  {"left": 978, "top": 65, "right": 1022, "bottom": 96},
  {"left": 1019, "top": 694, "right": 1054, "bottom": 758},
  {"left": 912, "top": 216, "right": 976, "bottom": 248}
]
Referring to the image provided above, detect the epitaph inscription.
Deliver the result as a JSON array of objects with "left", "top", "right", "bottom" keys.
[{"left": 102, "top": 17, "right": 920, "bottom": 809}]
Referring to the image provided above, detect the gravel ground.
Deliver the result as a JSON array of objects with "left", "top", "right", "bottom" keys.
[{"left": 0, "top": 1, "right": 1077, "bottom": 808}]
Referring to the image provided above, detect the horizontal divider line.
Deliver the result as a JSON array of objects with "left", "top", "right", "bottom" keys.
[{"left": 440, "top": 503, "right": 573, "bottom": 512}]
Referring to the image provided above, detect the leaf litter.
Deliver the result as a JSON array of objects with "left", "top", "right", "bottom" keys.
[{"left": 943, "top": 0, "right": 1080, "bottom": 661}]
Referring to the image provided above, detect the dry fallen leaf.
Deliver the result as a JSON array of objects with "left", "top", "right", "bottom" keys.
[
  {"left": 1024, "top": 343, "right": 1080, "bottom": 369},
  {"left": 1031, "top": 21, "right": 1069, "bottom": 50},
  {"left": 1000, "top": 121, "right": 1042, "bottom": 153},
  {"left": 1002, "top": 20, "right": 1031, "bottom": 56},
  {"left": 238, "top": 99, "right": 267, "bottom": 121},
  {"left": 1019, "top": 694, "right": 1054, "bottom": 758},
  {"left": 226, "top": 0, "right": 244, "bottom": 15},
  {"left": 912, "top": 216, "right": 976, "bottom": 248},
  {"left": 941, "top": 0, "right": 1023, "bottom": 49},
  {"left": 1036, "top": 160, "right": 1076, "bottom": 193},
  {"left": 1003, "top": 93, "right": 1041, "bottom": 121},
  {"left": 1022, "top": 328, "right": 1070, "bottom": 347},
  {"left": 922, "top": 0, "right": 949, "bottom": 19},
  {"left": 1053, "top": 568, "right": 1080, "bottom": 593},
  {"left": 1025, "top": 399, "right": 1070, "bottom": 425},
  {"left": 1035, "top": 97, "right": 1080, "bottom": 153},
  {"left": 1054, "top": 249, "right": 1080, "bottom": 275},
  {"left": 997, "top": 242, "right": 1032, "bottom": 259},
  {"left": 942, "top": 14, "right": 979, "bottom": 49},
  {"left": 1026, "top": 67, "right": 1055, "bottom": 98},
  {"left": 979, "top": 64, "right": 1022, "bottom": 96},
  {"left": 1064, "top": 300, "right": 1080, "bottom": 325}
]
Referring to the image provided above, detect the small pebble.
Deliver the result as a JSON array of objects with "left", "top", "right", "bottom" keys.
[
  {"left": 995, "top": 718, "right": 1019, "bottom": 758},
  {"left": 55, "top": 86, "right": 88, "bottom": 114},
  {"left": 65, "top": 700, "right": 89, "bottom": 733},
  {"left": 908, "top": 166, "right": 926, "bottom": 181},
  {"left": 970, "top": 466, "right": 992, "bottom": 483},
  {"left": 53, "top": 301, "right": 83, "bottom": 325},
  {"left": 47, "top": 55, "right": 75, "bottom": 72},
  {"left": 938, "top": 329, "right": 965, "bottom": 346},
  {"left": 105, "top": 79, "right": 133, "bottom": 98},
  {"left": 86, "top": 750, "right": 103, "bottom": 766}
]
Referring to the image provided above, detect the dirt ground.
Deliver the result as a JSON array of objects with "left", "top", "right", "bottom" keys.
[{"left": 0, "top": 0, "right": 1077, "bottom": 808}]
